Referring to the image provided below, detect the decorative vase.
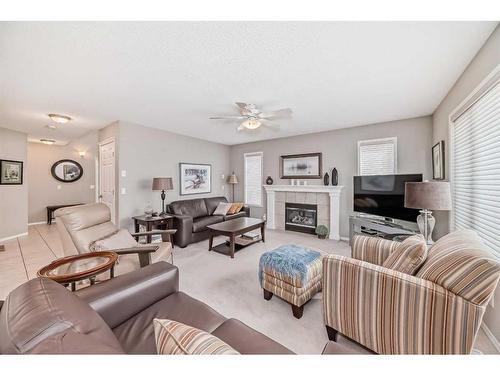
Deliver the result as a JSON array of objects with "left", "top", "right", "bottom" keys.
[
  {"left": 266, "top": 176, "right": 274, "bottom": 185},
  {"left": 331, "top": 168, "right": 338, "bottom": 186},
  {"left": 144, "top": 202, "right": 153, "bottom": 218},
  {"left": 323, "top": 172, "right": 329, "bottom": 186}
]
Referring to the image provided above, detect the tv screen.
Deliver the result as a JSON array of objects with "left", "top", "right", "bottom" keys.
[{"left": 353, "top": 174, "right": 422, "bottom": 222}]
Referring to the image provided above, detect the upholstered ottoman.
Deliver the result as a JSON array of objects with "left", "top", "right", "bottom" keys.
[{"left": 259, "top": 244, "right": 323, "bottom": 319}]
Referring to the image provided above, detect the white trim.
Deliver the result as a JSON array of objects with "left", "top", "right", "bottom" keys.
[
  {"left": 340, "top": 236, "right": 350, "bottom": 242},
  {"left": 28, "top": 221, "right": 46, "bottom": 226},
  {"left": 0, "top": 232, "right": 28, "bottom": 243},
  {"left": 448, "top": 64, "right": 500, "bottom": 233},
  {"left": 357, "top": 136, "right": 398, "bottom": 176},
  {"left": 263, "top": 184, "right": 343, "bottom": 194},
  {"left": 481, "top": 323, "right": 500, "bottom": 354},
  {"left": 243, "top": 151, "right": 263, "bottom": 206}
]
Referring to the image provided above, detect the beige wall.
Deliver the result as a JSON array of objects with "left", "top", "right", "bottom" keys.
[
  {"left": 229, "top": 116, "right": 433, "bottom": 239},
  {"left": 432, "top": 25, "right": 500, "bottom": 344},
  {"left": 117, "top": 121, "right": 231, "bottom": 230},
  {"left": 27, "top": 131, "right": 98, "bottom": 223},
  {"left": 0, "top": 127, "right": 28, "bottom": 241}
]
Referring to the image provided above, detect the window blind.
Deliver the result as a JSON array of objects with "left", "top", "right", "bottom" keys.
[
  {"left": 358, "top": 137, "right": 397, "bottom": 175},
  {"left": 451, "top": 80, "right": 500, "bottom": 258},
  {"left": 244, "top": 152, "right": 263, "bottom": 206}
]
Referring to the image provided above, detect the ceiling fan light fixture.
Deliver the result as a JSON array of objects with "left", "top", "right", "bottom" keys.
[
  {"left": 242, "top": 119, "right": 261, "bottom": 130},
  {"left": 48, "top": 113, "right": 72, "bottom": 124}
]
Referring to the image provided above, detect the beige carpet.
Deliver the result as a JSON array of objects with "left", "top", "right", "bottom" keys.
[{"left": 172, "top": 229, "right": 369, "bottom": 354}]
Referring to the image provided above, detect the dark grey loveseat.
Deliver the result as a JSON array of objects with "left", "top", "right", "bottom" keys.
[{"left": 167, "top": 196, "right": 250, "bottom": 248}]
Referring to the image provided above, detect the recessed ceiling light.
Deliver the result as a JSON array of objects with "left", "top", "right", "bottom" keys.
[
  {"left": 40, "top": 139, "right": 56, "bottom": 145},
  {"left": 46, "top": 124, "right": 57, "bottom": 130},
  {"left": 48, "top": 113, "right": 72, "bottom": 124}
]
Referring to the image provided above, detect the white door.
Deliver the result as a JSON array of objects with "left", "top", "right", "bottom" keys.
[{"left": 99, "top": 139, "right": 116, "bottom": 223}]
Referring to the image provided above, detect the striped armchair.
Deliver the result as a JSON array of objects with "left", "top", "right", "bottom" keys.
[{"left": 322, "top": 230, "right": 500, "bottom": 354}]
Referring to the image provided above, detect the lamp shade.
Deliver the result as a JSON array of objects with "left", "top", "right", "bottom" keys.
[
  {"left": 227, "top": 173, "right": 238, "bottom": 184},
  {"left": 405, "top": 182, "right": 452, "bottom": 211},
  {"left": 152, "top": 177, "right": 173, "bottom": 191}
]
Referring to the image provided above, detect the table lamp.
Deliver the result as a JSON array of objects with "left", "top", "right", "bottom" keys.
[
  {"left": 227, "top": 172, "right": 238, "bottom": 202},
  {"left": 152, "top": 177, "right": 173, "bottom": 216},
  {"left": 404, "top": 181, "right": 452, "bottom": 244}
]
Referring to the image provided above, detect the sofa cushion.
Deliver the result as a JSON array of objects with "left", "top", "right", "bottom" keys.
[
  {"left": 153, "top": 319, "right": 239, "bottom": 355},
  {"left": 170, "top": 199, "right": 208, "bottom": 219},
  {"left": 223, "top": 211, "right": 247, "bottom": 221},
  {"left": 416, "top": 229, "right": 500, "bottom": 305},
  {"left": 213, "top": 202, "right": 232, "bottom": 216},
  {"left": 204, "top": 196, "right": 228, "bottom": 215},
  {"left": 112, "top": 292, "right": 227, "bottom": 354},
  {"left": 0, "top": 278, "right": 123, "bottom": 354},
  {"left": 382, "top": 234, "right": 427, "bottom": 275},
  {"left": 192, "top": 215, "right": 224, "bottom": 233},
  {"left": 227, "top": 203, "right": 244, "bottom": 215}
]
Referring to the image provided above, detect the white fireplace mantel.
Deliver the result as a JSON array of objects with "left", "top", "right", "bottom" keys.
[{"left": 263, "top": 185, "right": 343, "bottom": 240}]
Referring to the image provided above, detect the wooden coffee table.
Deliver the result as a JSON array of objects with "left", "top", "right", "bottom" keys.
[
  {"left": 37, "top": 251, "right": 118, "bottom": 291},
  {"left": 207, "top": 217, "right": 266, "bottom": 259}
]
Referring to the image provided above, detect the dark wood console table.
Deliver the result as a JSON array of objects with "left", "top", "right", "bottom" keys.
[
  {"left": 349, "top": 215, "right": 418, "bottom": 246},
  {"left": 132, "top": 214, "right": 174, "bottom": 245}
]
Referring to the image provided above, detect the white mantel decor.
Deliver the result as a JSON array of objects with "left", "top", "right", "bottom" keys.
[{"left": 264, "top": 185, "right": 343, "bottom": 240}]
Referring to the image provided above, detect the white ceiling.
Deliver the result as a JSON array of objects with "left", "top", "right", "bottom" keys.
[{"left": 0, "top": 22, "right": 497, "bottom": 145}]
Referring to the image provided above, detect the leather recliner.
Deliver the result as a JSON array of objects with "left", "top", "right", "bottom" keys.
[
  {"left": 0, "top": 262, "right": 292, "bottom": 354},
  {"left": 168, "top": 196, "right": 250, "bottom": 248}
]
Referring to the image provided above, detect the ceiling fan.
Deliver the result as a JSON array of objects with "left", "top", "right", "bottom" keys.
[{"left": 210, "top": 102, "right": 292, "bottom": 131}]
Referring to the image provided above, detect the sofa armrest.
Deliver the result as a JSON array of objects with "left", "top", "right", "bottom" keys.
[
  {"left": 351, "top": 234, "right": 399, "bottom": 265},
  {"left": 75, "top": 261, "right": 179, "bottom": 329},
  {"left": 171, "top": 215, "right": 193, "bottom": 247},
  {"left": 322, "top": 255, "right": 484, "bottom": 354}
]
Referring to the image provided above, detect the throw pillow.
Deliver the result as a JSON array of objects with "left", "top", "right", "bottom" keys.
[
  {"left": 382, "top": 234, "right": 428, "bottom": 275},
  {"left": 227, "top": 203, "right": 244, "bottom": 215},
  {"left": 153, "top": 319, "right": 239, "bottom": 355},
  {"left": 213, "top": 202, "right": 232, "bottom": 216},
  {"left": 90, "top": 229, "right": 137, "bottom": 252}
]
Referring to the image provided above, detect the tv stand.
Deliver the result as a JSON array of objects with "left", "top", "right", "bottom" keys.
[{"left": 349, "top": 214, "right": 418, "bottom": 246}]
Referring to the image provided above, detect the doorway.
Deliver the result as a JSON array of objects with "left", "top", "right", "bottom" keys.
[{"left": 99, "top": 138, "right": 116, "bottom": 224}]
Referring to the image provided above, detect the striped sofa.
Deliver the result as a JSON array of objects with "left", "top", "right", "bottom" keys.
[{"left": 322, "top": 230, "right": 500, "bottom": 354}]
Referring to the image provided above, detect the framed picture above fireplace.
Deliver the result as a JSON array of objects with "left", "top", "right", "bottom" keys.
[{"left": 280, "top": 152, "right": 322, "bottom": 179}]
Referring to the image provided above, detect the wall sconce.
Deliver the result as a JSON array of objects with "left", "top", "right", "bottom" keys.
[{"left": 78, "top": 151, "right": 86, "bottom": 158}]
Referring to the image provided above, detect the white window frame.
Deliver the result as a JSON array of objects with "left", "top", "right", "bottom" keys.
[
  {"left": 357, "top": 137, "right": 398, "bottom": 176},
  {"left": 244, "top": 151, "right": 263, "bottom": 207},
  {"left": 448, "top": 64, "right": 500, "bottom": 240}
]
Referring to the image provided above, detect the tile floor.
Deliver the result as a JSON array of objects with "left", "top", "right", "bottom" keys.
[{"left": 0, "top": 224, "right": 498, "bottom": 354}]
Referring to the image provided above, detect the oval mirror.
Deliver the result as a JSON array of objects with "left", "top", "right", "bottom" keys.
[{"left": 51, "top": 159, "right": 83, "bottom": 183}]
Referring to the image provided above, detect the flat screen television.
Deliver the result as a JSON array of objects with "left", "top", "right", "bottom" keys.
[{"left": 353, "top": 174, "right": 422, "bottom": 222}]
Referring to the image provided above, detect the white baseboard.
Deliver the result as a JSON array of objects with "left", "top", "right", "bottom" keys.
[
  {"left": 0, "top": 232, "right": 28, "bottom": 243},
  {"left": 28, "top": 221, "right": 46, "bottom": 226},
  {"left": 481, "top": 323, "right": 500, "bottom": 353},
  {"left": 340, "top": 236, "right": 350, "bottom": 242}
]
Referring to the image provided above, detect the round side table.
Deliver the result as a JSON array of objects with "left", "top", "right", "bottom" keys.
[{"left": 37, "top": 251, "right": 118, "bottom": 291}]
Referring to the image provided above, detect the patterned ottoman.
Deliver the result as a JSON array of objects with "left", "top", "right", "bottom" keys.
[{"left": 259, "top": 244, "right": 323, "bottom": 319}]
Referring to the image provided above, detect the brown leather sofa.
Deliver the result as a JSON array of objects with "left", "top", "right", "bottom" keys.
[
  {"left": 0, "top": 261, "right": 292, "bottom": 354},
  {"left": 168, "top": 196, "right": 250, "bottom": 248}
]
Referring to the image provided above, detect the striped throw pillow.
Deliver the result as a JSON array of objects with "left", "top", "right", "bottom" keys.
[
  {"left": 153, "top": 319, "right": 240, "bottom": 355},
  {"left": 416, "top": 229, "right": 500, "bottom": 305},
  {"left": 382, "top": 234, "right": 428, "bottom": 275}
]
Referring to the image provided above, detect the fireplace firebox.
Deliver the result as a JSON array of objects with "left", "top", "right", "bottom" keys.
[{"left": 285, "top": 202, "right": 318, "bottom": 235}]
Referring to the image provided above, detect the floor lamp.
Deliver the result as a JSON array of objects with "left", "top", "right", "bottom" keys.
[{"left": 227, "top": 172, "right": 238, "bottom": 202}]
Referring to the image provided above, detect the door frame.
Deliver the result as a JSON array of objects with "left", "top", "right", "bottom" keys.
[{"left": 98, "top": 137, "right": 116, "bottom": 224}]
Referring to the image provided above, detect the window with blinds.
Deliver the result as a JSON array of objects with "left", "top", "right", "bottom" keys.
[
  {"left": 357, "top": 137, "right": 397, "bottom": 175},
  {"left": 451, "top": 73, "right": 500, "bottom": 258},
  {"left": 244, "top": 152, "right": 263, "bottom": 206}
]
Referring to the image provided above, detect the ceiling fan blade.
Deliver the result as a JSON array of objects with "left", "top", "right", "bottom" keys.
[
  {"left": 262, "top": 123, "right": 281, "bottom": 131},
  {"left": 259, "top": 108, "right": 292, "bottom": 119},
  {"left": 235, "top": 102, "right": 249, "bottom": 109},
  {"left": 209, "top": 116, "right": 246, "bottom": 120}
]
